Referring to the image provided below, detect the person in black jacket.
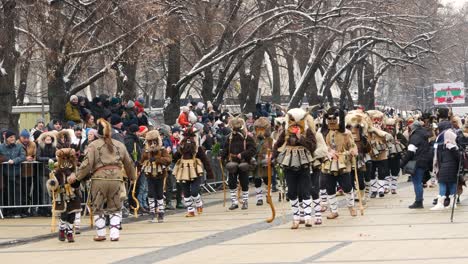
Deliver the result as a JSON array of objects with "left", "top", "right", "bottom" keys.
[
  {"left": 431, "top": 121, "right": 460, "bottom": 210},
  {"left": 400, "top": 121, "right": 433, "bottom": 209}
]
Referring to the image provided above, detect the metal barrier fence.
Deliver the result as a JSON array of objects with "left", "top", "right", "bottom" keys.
[
  {"left": 0, "top": 162, "right": 91, "bottom": 219},
  {"left": 0, "top": 153, "right": 227, "bottom": 219}
]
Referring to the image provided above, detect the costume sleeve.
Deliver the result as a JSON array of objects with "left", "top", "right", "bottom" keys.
[
  {"left": 76, "top": 145, "right": 94, "bottom": 181},
  {"left": 272, "top": 131, "right": 285, "bottom": 159},
  {"left": 155, "top": 148, "right": 172, "bottom": 166},
  {"left": 197, "top": 146, "right": 214, "bottom": 179},
  {"left": 298, "top": 129, "right": 317, "bottom": 154}
]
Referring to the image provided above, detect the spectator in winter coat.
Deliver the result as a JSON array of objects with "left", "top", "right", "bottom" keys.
[
  {"left": 431, "top": 121, "right": 460, "bottom": 210},
  {"left": 178, "top": 106, "right": 190, "bottom": 128},
  {"left": 47, "top": 119, "right": 63, "bottom": 132},
  {"left": 110, "top": 114, "right": 125, "bottom": 143},
  {"left": 0, "top": 130, "right": 26, "bottom": 217},
  {"left": 90, "top": 97, "right": 111, "bottom": 120},
  {"left": 80, "top": 128, "right": 98, "bottom": 155},
  {"left": 400, "top": 121, "right": 433, "bottom": 209},
  {"left": 124, "top": 124, "right": 143, "bottom": 163},
  {"left": 135, "top": 100, "right": 145, "bottom": 114},
  {"left": 136, "top": 108, "right": 149, "bottom": 127},
  {"left": 78, "top": 96, "right": 92, "bottom": 120},
  {"left": 65, "top": 95, "right": 82, "bottom": 123},
  {"left": 109, "top": 97, "right": 123, "bottom": 116},
  {"left": 35, "top": 131, "right": 57, "bottom": 216},
  {"left": 30, "top": 118, "right": 45, "bottom": 141},
  {"left": 18, "top": 129, "right": 36, "bottom": 162},
  {"left": 83, "top": 113, "right": 96, "bottom": 129},
  {"left": 122, "top": 100, "right": 138, "bottom": 129}
]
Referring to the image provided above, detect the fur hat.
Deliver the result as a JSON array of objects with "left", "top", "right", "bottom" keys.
[
  {"left": 274, "top": 117, "right": 286, "bottom": 127},
  {"left": 385, "top": 118, "right": 396, "bottom": 126},
  {"left": 285, "top": 108, "right": 316, "bottom": 133},
  {"left": 145, "top": 130, "right": 162, "bottom": 145},
  {"left": 37, "top": 131, "right": 57, "bottom": 149},
  {"left": 253, "top": 116, "right": 272, "bottom": 136},
  {"left": 366, "top": 110, "right": 385, "bottom": 120},
  {"left": 345, "top": 110, "right": 369, "bottom": 132},
  {"left": 228, "top": 116, "right": 246, "bottom": 130}
]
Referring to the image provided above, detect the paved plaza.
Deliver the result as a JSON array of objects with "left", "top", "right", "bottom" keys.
[{"left": 1, "top": 179, "right": 467, "bottom": 264}]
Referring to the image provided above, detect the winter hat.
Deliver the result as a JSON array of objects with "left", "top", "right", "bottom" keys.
[
  {"left": 67, "top": 121, "right": 76, "bottom": 128},
  {"left": 126, "top": 100, "right": 135, "bottom": 109},
  {"left": 138, "top": 126, "right": 148, "bottom": 134},
  {"left": 181, "top": 106, "right": 189, "bottom": 113},
  {"left": 5, "top": 130, "right": 15, "bottom": 139},
  {"left": 137, "top": 97, "right": 145, "bottom": 105},
  {"left": 128, "top": 124, "right": 139, "bottom": 133},
  {"left": 36, "top": 118, "right": 45, "bottom": 125},
  {"left": 70, "top": 95, "right": 78, "bottom": 102},
  {"left": 171, "top": 127, "right": 181, "bottom": 133},
  {"left": 110, "top": 97, "right": 120, "bottom": 106},
  {"left": 410, "top": 121, "right": 422, "bottom": 131},
  {"left": 20, "top": 129, "right": 30, "bottom": 138},
  {"left": 110, "top": 114, "right": 122, "bottom": 126}
]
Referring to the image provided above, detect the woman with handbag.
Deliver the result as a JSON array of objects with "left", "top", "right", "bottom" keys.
[{"left": 400, "top": 121, "right": 433, "bottom": 209}]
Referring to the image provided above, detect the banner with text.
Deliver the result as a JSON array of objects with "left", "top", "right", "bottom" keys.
[{"left": 433, "top": 82, "right": 465, "bottom": 105}]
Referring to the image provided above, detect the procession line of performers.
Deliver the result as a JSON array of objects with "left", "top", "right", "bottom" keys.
[{"left": 47, "top": 107, "right": 412, "bottom": 242}]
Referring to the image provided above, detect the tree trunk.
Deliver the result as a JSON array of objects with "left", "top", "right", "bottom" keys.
[
  {"left": 0, "top": 0, "right": 18, "bottom": 131},
  {"left": 239, "top": 48, "right": 264, "bottom": 113},
  {"left": 359, "top": 62, "right": 376, "bottom": 110},
  {"left": 285, "top": 53, "right": 296, "bottom": 100},
  {"left": 267, "top": 47, "right": 281, "bottom": 104},
  {"left": 201, "top": 67, "right": 214, "bottom": 101},
  {"left": 163, "top": 15, "right": 181, "bottom": 124},
  {"left": 116, "top": 59, "right": 138, "bottom": 101}
]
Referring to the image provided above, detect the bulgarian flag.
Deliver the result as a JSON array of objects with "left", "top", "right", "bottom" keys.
[{"left": 433, "top": 82, "right": 465, "bottom": 105}]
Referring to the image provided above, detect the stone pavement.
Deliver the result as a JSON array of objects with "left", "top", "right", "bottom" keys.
[{"left": 1, "top": 179, "right": 468, "bottom": 264}]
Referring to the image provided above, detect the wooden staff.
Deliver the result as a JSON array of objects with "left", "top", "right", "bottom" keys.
[
  {"left": 266, "top": 150, "right": 276, "bottom": 223},
  {"left": 219, "top": 159, "right": 226, "bottom": 207},
  {"left": 353, "top": 157, "right": 365, "bottom": 215}
]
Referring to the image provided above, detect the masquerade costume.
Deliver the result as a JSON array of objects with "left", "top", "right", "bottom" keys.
[{"left": 273, "top": 108, "right": 317, "bottom": 229}]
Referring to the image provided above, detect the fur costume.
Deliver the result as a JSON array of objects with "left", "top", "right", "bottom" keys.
[
  {"left": 47, "top": 148, "right": 81, "bottom": 214},
  {"left": 272, "top": 108, "right": 317, "bottom": 228},
  {"left": 345, "top": 110, "right": 371, "bottom": 169},
  {"left": 140, "top": 129, "right": 172, "bottom": 222},
  {"left": 320, "top": 107, "right": 358, "bottom": 219},
  {"left": 141, "top": 130, "right": 171, "bottom": 178},
  {"left": 221, "top": 116, "right": 256, "bottom": 210},
  {"left": 275, "top": 108, "right": 317, "bottom": 168},
  {"left": 173, "top": 126, "right": 214, "bottom": 216},
  {"left": 46, "top": 148, "right": 81, "bottom": 242},
  {"left": 365, "top": 111, "right": 392, "bottom": 197},
  {"left": 252, "top": 117, "right": 274, "bottom": 205},
  {"left": 76, "top": 118, "right": 136, "bottom": 241}
]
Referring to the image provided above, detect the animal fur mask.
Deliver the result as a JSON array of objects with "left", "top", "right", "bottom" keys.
[{"left": 253, "top": 117, "right": 271, "bottom": 139}]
